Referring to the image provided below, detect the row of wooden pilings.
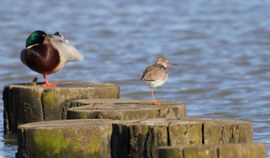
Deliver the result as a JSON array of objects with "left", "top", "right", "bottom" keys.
[{"left": 2, "top": 81, "right": 267, "bottom": 158}]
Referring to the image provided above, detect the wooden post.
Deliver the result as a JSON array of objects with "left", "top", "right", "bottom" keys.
[
  {"left": 112, "top": 117, "right": 253, "bottom": 158},
  {"left": 17, "top": 119, "right": 117, "bottom": 158},
  {"left": 3, "top": 81, "right": 120, "bottom": 133},
  {"left": 202, "top": 118, "right": 253, "bottom": 144},
  {"left": 181, "top": 117, "right": 253, "bottom": 144},
  {"left": 67, "top": 99, "right": 186, "bottom": 120}
]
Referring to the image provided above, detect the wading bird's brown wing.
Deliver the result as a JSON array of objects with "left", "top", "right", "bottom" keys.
[{"left": 141, "top": 64, "right": 167, "bottom": 81}]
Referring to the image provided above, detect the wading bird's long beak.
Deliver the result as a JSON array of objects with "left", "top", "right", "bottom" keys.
[{"left": 167, "top": 61, "right": 177, "bottom": 67}]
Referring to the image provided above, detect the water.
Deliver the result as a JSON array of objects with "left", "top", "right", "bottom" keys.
[{"left": 1, "top": 0, "right": 270, "bottom": 157}]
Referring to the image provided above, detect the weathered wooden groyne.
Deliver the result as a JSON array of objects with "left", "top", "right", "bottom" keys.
[
  {"left": 2, "top": 82, "right": 267, "bottom": 158},
  {"left": 16, "top": 117, "right": 259, "bottom": 158}
]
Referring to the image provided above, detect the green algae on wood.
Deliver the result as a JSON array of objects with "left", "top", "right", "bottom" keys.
[
  {"left": 17, "top": 119, "right": 115, "bottom": 158},
  {"left": 42, "top": 88, "right": 96, "bottom": 120},
  {"left": 182, "top": 145, "right": 217, "bottom": 158},
  {"left": 67, "top": 99, "right": 186, "bottom": 120},
  {"left": 157, "top": 146, "right": 182, "bottom": 158},
  {"left": 33, "top": 129, "right": 69, "bottom": 155},
  {"left": 31, "top": 128, "right": 104, "bottom": 157},
  {"left": 3, "top": 81, "right": 120, "bottom": 133},
  {"left": 168, "top": 121, "right": 202, "bottom": 145}
]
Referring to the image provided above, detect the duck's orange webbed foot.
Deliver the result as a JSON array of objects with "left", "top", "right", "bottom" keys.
[
  {"left": 42, "top": 75, "right": 56, "bottom": 87},
  {"left": 43, "top": 81, "right": 56, "bottom": 87}
]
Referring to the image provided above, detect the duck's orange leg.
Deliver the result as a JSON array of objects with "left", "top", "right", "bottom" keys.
[{"left": 42, "top": 74, "right": 56, "bottom": 87}]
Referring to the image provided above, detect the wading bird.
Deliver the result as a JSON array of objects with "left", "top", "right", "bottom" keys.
[{"left": 141, "top": 55, "right": 174, "bottom": 105}]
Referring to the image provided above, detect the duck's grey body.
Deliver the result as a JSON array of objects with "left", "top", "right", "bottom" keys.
[{"left": 48, "top": 33, "right": 83, "bottom": 73}]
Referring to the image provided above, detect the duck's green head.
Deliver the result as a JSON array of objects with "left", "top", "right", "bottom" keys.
[{"left": 25, "top": 30, "right": 46, "bottom": 48}]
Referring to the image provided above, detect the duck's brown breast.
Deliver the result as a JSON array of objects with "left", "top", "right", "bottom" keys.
[{"left": 20, "top": 44, "right": 60, "bottom": 75}]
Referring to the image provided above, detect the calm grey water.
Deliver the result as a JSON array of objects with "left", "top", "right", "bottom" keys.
[{"left": 1, "top": 0, "right": 270, "bottom": 157}]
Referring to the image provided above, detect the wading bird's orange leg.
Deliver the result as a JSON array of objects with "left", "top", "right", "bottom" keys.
[{"left": 150, "top": 89, "right": 159, "bottom": 105}]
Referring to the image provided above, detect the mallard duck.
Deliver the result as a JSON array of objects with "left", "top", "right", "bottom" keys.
[
  {"left": 20, "top": 30, "right": 83, "bottom": 86},
  {"left": 141, "top": 55, "right": 174, "bottom": 105}
]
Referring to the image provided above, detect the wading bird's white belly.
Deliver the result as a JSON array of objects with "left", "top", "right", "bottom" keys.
[{"left": 146, "top": 76, "right": 168, "bottom": 88}]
